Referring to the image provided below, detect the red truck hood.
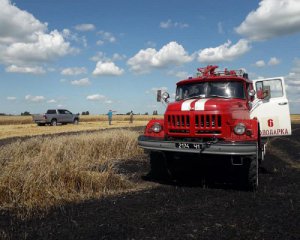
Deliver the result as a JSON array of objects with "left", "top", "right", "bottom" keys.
[{"left": 167, "top": 98, "right": 245, "bottom": 112}]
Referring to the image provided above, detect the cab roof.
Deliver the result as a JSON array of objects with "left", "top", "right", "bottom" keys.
[{"left": 177, "top": 65, "right": 252, "bottom": 86}]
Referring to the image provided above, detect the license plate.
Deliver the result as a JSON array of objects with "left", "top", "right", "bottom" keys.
[{"left": 175, "top": 143, "right": 202, "bottom": 149}]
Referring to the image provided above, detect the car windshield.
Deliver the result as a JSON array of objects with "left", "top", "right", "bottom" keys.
[{"left": 175, "top": 81, "right": 245, "bottom": 101}]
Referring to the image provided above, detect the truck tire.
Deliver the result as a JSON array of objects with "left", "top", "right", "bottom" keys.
[
  {"left": 240, "top": 155, "right": 258, "bottom": 191},
  {"left": 51, "top": 119, "right": 57, "bottom": 126},
  {"left": 147, "top": 152, "right": 169, "bottom": 181}
]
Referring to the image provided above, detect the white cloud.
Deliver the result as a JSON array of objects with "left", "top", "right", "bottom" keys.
[
  {"left": 2, "top": 30, "right": 74, "bottom": 65},
  {"left": 146, "top": 41, "right": 156, "bottom": 48},
  {"left": 127, "top": 41, "right": 193, "bottom": 73},
  {"left": 197, "top": 39, "right": 251, "bottom": 64},
  {"left": 5, "top": 65, "right": 46, "bottom": 74},
  {"left": 71, "top": 78, "right": 91, "bottom": 86},
  {"left": 254, "top": 57, "right": 280, "bottom": 67},
  {"left": 218, "top": 22, "right": 224, "bottom": 34},
  {"left": 93, "top": 61, "right": 124, "bottom": 76},
  {"left": 86, "top": 94, "right": 106, "bottom": 101},
  {"left": 235, "top": 0, "right": 300, "bottom": 41},
  {"left": 96, "top": 40, "right": 104, "bottom": 46},
  {"left": 268, "top": 57, "right": 280, "bottom": 66},
  {"left": 105, "top": 100, "right": 113, "bottom": 104},
  {"left": 285, "top": 59, "right": 300, "bottom": 112},
  {"left": 61, "top": 67, "right": 87, "bottom": 75},
  {"left": 7, "top": 96, "right": 16, "bottom": 101},
  {"left": 255, "top": 60, "right": 266, "bottom": 68},
  {"left": 47, "top": 99, "right": 57, "bottom": 103},
  {"left": 74, "top": 24, "right": 95, "bottom": 32},
  {"left": 160, "top": 19, "right": 189, "bottom": 29},
  {"left": 97, "top": 31, "right": 116, "bottom": 44},
  {"left": 62, "top": 29, "right": 87, "bottom": 47},
  {"left": 0, "top": 0, "right": 74, "bottom": 67},
  {"left": 90, "top": 52, "right": 126, "bottom": 62},
  {"left": 167, "top": 70, "right": 189, "bottom": 79},
  {"left": 25, "top": 95, "right": 45, "bottom": 102},
  {"left": 0, "top": 0, "right": 47, "bottom": 44}
]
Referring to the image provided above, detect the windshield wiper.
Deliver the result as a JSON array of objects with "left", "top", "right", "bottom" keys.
[
  {"left": 184, "top": 94, "right": 206, "bottom": 100},
  {"left": 208, "top": 94, "right": 231, "bottom": 99}
]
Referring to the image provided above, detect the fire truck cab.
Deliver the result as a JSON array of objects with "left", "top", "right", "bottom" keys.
[{"left": 138, "top": 66, "right": 291, "bottom": 190}]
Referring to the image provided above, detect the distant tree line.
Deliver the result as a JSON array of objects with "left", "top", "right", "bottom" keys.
[
  {"left": 21, "top": 111, "right": 31, "bottom": 116},
  {"left": 81, "top": 111, "right": 90, "bottom": 115}
]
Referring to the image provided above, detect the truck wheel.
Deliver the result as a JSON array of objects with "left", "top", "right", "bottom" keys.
[
  {"left": 147, "top": 152, "right": 169, "bottom": 181},
  {"left": 51, "top": 119, "right": 57, "bottom": 126},
  {"left": 73, "top": 118, "right": 79, "bottom": 125},
  {"left": 245, "top": 155, "right": 258, "bottom": 191}
]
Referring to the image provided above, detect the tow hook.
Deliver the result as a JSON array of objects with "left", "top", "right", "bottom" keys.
[{"left": 200, "top": 138, "right": 218, "bottom": 153}]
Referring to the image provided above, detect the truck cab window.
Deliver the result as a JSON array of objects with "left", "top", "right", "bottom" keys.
[
  {"left": 256, "top": 79, "right": 283, "bottom": 99},
  {"left": 176, "top": 81, "right": 245, "bottom": 100}
]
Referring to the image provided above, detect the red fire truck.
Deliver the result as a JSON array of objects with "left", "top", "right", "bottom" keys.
[{"left": 138, "top": 65, "right": 291, "bottom": 190}]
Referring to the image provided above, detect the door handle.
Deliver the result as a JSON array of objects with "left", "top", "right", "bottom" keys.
[{"left": 278, "top": 102, "right": 287, "bottom": 105}]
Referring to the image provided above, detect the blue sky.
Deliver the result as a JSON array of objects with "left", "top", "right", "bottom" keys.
[{"left": 0, "top": 0, "right": 300, "bottom": 115}]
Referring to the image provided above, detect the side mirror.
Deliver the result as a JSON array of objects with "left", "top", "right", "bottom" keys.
[
  {"left": 161, "top": 92, "right": 170, "bottom": 103},
  {"left": 157, "top": 90, "right": 161, "bottom": 102},
  {"left": 248, "top": 89, "right": 256, "bottom": 97},
  {"left": 157, "top": 90, "right": 170, "bottom": 103}
]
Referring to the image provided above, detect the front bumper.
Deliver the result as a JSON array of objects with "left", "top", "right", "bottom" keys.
[{"left": 138, "top": 136, "right": 257, "bottom": 156}]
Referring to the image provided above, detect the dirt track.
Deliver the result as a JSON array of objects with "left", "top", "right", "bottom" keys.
[{"left": 0, "top": 125, "right": 299, "bottom": 240}]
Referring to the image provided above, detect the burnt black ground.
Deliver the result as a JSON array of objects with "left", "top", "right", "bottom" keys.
[{"left": 0, "top": 125, "right": 299, "bottom": 240}]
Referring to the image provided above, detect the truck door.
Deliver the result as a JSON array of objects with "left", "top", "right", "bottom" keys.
[
  {"left": 250, "top": 77, "right": 291, "bottom": 137},
  {"left": 57, "top": 109, "right": 65, "bottom": 123}
]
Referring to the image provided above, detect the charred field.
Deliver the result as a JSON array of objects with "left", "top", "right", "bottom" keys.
[{"left": 0, "top": 125, "right": 299, "bottom": 240}]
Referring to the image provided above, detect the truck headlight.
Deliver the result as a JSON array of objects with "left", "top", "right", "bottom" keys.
[
  {"left": 151, "top": 122, "right": 162, "bottom": 133},
  {"left": 234, "top": 123, "right": 246, "bottom": 135}
]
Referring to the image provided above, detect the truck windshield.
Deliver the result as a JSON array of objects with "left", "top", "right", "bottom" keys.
[{"left": 175, "top": 81, "right": 245, "bottom": 101}]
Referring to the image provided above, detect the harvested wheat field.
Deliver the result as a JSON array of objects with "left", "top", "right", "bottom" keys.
[
  {"left": 0, "top": 124, "right": 299, "bottom": 240},
  {"left": 0, "top": 115, "right": 162, "bottom": 140}
]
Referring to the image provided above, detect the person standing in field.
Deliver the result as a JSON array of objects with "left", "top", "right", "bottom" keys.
[
  {"left": 129, "top": 110, "right": 133, "bottom": 123},
  {"left": 107, "top": 110, "right": 115, "bottom": 125}
]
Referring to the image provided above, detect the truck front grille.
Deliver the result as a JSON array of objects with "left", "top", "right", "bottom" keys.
[{"left": 166, "top": 113, "right": 222, "bottom": 136}]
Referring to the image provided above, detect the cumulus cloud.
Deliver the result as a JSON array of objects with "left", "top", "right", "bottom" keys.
[
  {"left": 25, "top": 95, "right": 45, "bottom": 102},
  {"left": 86, "top": 94, "right": 106, "bottom": 101},
  {"left": 97, "top": 31, "right": 116, "bottom": 44},
  {"left": 285, "top": 59, "right": 300, "bottom": 113},
  {"left": 7, "top": 96, "right": 16, "bottom": 101},
  {"left": 167, "top": 70, "right": 189, "bottom": 79},
  {"left": 70, "top": 78, "right": 91, "bottom": 86},
  {"left": 5, "top": 65, "right": 46, "bottom": 74},
  {"left": 127, "top": 41, "right": 193, "bottom": 74},
  {"left": 255, "top": 60, "right": 266, "bottom": 68},
  {"left": 90, "top": 52, "right": 126, "bottom": 62},
  {"left": 0, "top": 0, "right": 74, "bottom": 68},
  {"left": 61, "top": 67, "right": 87, "bottom": 75},
  {"left": 160, "top": 19, "right": 189, "bottom": 29},
  {"left": 74, "top": 24, "right": 95, "bottom": 32},
  {"left": 268, "top": 57, "right": 280, "bottom": 66},
  {"left": 254, "top": 57, "right": 280, "bottom": 67},
  {"left": 235, "top": 0, "right": 300, "bottom": 41},
  {"left": 218, "top": 22, "right": 224, "bottom": 34},
  {"left": 47, "top": 99, "right": 57, "bottom": 103},
  {"left": 93, "top": 61, "right": 124, "bottom": 76},
  {"left": 197, "top": 39, "right": 251, "bottom": 63}
]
